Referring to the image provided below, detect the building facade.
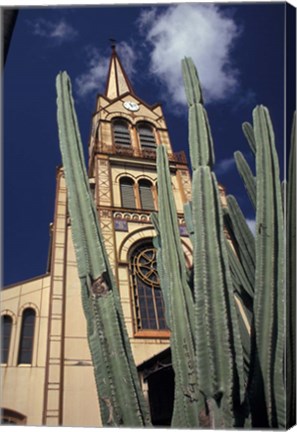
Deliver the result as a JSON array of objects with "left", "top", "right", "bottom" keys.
[{"left": 1, "top": 47, "right": 194, "bottom": 426}]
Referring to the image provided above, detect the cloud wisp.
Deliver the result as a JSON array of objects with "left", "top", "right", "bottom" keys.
[
  {"left": 75, "top": 46, "right": 109, "bottom": 98},
  {"left": 214, "top": 156, "right": 236, "bottom": 176},
  {"left": 75, "top": 41, "right": 137, "bottom": 99},
  {"left": 138, "top": 4, "right": 240, "bottom": 107},
  {"left": 29, "top": 18, "right": 78, "bottom": 44}
]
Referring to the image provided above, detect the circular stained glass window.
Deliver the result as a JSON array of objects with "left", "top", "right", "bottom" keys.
[{"left": 136, "top": 247, "right": 160, "bottom": 287}]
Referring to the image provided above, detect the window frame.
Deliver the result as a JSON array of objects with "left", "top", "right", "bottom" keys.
[
  {"left": 1, "top": 314, "right": 13, "bottom": 364},
  {"left": 138, "top": 179, "right": 156, "bottom": 211},
  {"left": 129, "top": 242, "right": 170, "bottom": 338},
  {"left": 1, "top": 409, "right": 26, "bottom": 425},
  {"left": 112, "top": 118, "right": 132, "bottom": 148},
  {"left": 120, "top": 176, "right": 137, "bottom": 209},
  {"left": 17, "top": 308, "right": 36, "bottom": 365},
  {"left": 137, "top": 122, "right": 157, "bottom": 151}
]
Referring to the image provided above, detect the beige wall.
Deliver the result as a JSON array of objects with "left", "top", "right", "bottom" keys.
[{"left": 1, "top": 275, "right": 51, "bottom": 425}]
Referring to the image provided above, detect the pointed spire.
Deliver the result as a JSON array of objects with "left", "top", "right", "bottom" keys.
[{"left": 105, "top": 41, "right": 135, "bottom": 100}]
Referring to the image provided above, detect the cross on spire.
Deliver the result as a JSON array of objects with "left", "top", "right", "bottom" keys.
[{"left": 109, "top": 38, "right": 117, "bottom": 50}]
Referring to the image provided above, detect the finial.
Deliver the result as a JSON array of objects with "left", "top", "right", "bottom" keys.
[{"left": 109, "top": 38, "right": 117, "bottom": 50}]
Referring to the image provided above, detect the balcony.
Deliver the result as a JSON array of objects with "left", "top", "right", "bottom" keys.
[{"left": 96, "top": 142, "right": 187, "bottom": 164}]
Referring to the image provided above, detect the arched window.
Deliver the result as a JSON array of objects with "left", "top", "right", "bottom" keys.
[
  {"left": 137, "top": 122, "right": 156, "bottom": 150},
  {"left": 1, "top": 315, "right": 12, "bottom": 363},
  {"left": 139, "top": 180, "right": 155, "bottom": 210},
  {"left": 120, "top": 177, "right": 136, "bottom": 209},
  {"left": 130, "top": 242, "right": 167, "bottom": 331},
  {"left": 18, "top": 308, "right": 36, "bottom": 365},
  {"left": 113, "top": 119, "right": 131, "bottom": 147},
  {"left": 1, "top": 409, "right": 26, "bottom": 425}
]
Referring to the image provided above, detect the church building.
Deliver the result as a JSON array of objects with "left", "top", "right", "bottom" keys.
[{"left": 1, "top": 46, "right": 195, "bottom": 426}]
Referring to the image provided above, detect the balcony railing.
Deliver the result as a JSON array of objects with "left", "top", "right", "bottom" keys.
[{"left": 95, "top": 142, "right": 187, "bottom": 164}]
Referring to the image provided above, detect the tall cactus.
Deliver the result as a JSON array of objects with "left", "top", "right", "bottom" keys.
[
  {"left": 286, "top": 112, "right": 296, "bottom": 427},
  {"left": 247, "top": 106, "right": 285, "bottom": 429},
  {"left": 155, "top": 57, "right": 289, "bottom": 429},
  {"left": 56, "top": 71, "right": 151, "bottom": 427},
  {"left": 151, "top": 145, "right": 201, "bottom": 428},
  {"left": 181, "top": 57, "right": 246, "bottom": 428}
]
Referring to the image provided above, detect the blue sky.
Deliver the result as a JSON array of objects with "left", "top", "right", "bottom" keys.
[{"left": 3, "top": 3, "right": 295, "bottom": 286}]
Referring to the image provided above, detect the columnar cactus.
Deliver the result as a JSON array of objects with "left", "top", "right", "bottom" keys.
[
  {"left": 155, "top": 58, "right": 290, "bottom": 429},
  {"left": 181, "top": 57, "right": 246, "bottom": 428},
  {"left": 247, "top": 106, "right": 285, "bottom": 429},
  {"left": 151, "top": 145, "right": 201, "bottom": 428},
  {"left": 56, "top": 72, "right": 151, "bottom": 427},
  {"left": 286, "top": 112, "right": 296, "bottom": 427}
]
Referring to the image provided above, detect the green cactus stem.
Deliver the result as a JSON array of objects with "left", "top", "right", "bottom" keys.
[
  {"left": 183, "top": 201, "right": 194, "bottom": 244},
  {"left": 153, "top": 145, "right": 201, "bottom": 428},
  {"left": 182, "top": 57, "right": 215, "bottom": 169},
  {"left": 56, "top": 71, "right": 151, "bottom": 427},
  {"left": 225, "top": 195, "right": 255, "bottom": 295},
  {"left": 234, "top": 151, "right": 256, "bottom": 209},
  {"left": 286, "top": 112, "right": 296, "bottom": 427},
  {"left": 249, "top": 105, "right": 285, "bottom": 429},
  {"left": 192, "top": 167, "right": 246, "bottom": 428},
  {"left": 181, "top": 56, "right": 247, "bottom": 428},
  {"left": 242, "top": 122, "right": 256, "bottom": 155}
]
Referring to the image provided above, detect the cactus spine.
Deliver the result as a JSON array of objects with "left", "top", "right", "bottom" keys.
[{"left": 56, "top": 71, "right": 150, "bottom": 427}]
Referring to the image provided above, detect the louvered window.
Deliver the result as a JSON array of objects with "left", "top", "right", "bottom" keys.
[
  {"left": 120, "top": 177, "right": 136, "bottom": 209},
  {"left": 113, "top": 119, "right": 131, "bottom": 147},
  {"left": 138, "top": 123, "right": 156, "bottom": 150},
  {"left": 18, "top": 308, "right": 35, "bottom": 364},
  {"left": 139, "top": 180, "right": 155, "bottom": 210},
  {"left": 1, "top": 315, "right": 12, "bottom": 363}
]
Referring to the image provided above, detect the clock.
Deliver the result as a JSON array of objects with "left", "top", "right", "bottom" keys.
[{"left": 123, "top": 101, "right": 140, "bottom": 112}]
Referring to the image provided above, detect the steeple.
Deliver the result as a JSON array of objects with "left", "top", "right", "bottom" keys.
[{"left": 105, "top": 43, "right": 135, "bottom": 100}]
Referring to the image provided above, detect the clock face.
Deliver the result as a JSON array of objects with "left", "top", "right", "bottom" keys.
[{"left": 123, "top": 101, "right": 140, "bottom": 112}]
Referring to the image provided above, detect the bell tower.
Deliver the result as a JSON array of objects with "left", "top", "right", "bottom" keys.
[{"left": 87, "top": 46, "right": 193, "bottom": 353}]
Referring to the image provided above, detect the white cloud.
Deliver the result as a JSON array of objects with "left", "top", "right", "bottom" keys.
[
  {"left": 75, "top": 41, "right": 137, "bottom": 99},
  {"left": 75, "top": 47, "right": 110, "bottom": 98},
  {"left": 246, "top": 218, "right": 256, "bottom": 235},
  {"left": 117, "top": 41, "right": 137, "bottom": 78},
  {"left": 29, "top": 18, "right": 78, "bottom": 43},
  {"left": 214, "top": 157, "right": 236, "bottom": 175},
  {"left": 137, "top": 4, "right": 240, "bottom": 106}
]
